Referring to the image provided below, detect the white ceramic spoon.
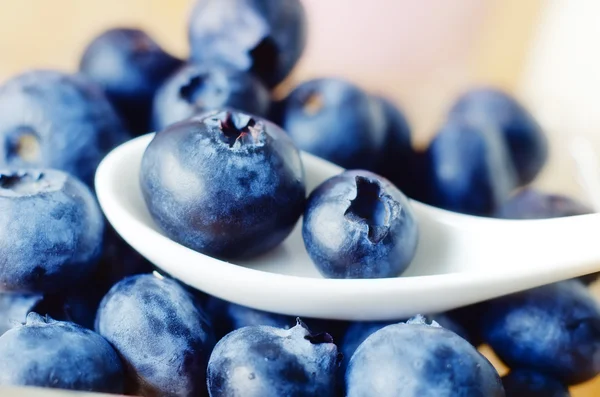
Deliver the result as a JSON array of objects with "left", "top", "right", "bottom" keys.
[{"left": 95, "top": 134, "right": 600, "bottom": 321}]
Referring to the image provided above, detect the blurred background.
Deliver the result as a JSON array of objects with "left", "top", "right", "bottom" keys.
[
  {"left": 0, "top": 0, "right": 595, "bottom": 198},
  {"left": 0, "top": 0, "right": 599, "bottom": 395}
]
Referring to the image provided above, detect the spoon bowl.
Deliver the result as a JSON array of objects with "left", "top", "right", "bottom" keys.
[{"left": 95, "top": 134, "right": 600, "bottom": 320}]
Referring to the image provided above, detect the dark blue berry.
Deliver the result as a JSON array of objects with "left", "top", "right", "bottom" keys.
[
  {"left": 140, "top": 110, "right": 305, "bottom": 260},
  {"left": 502, "top": 369, "right": 570, "bottom": 397},
  {"left": 0, "top": 170, "right": 103, "bottom": 293},
  {"left": 480, "top": 280, "right": 600, "bottom": 385},
  {"left": 279, "top": 78, "right": 386, "bottom": 170},
  {"left": 188, "top": 0, "right": 307, "bottom": 87},
  {"left": 346, "top": 316, "right": 504, "bottom": 397},
  {"left": 373, "top": 96, "right": 420, "bottom": 194},
  {"left": 425, "top": 119, "right": 517, "bottom": 215},
  {"left": 0, "top": 70, "right": 129, "bottom": 186},
  {"left": 449, "top": 88, "right": 548, "bottom": 186},
  {"left": 79, "top": 28, "right": 182, "bottom": 135},
  {"left": 95, "top": 274, "right": 215, "bottom": 396},
  {"left": 207, "top": 320, "right": 340, "bottom": 397},
  {"left": 0, "top": 313, "right": 124, "bottom": 393},
  {"left": 303, "top": 170, "right": 418, "bottom": 278},
  {"left": 153, "top": 63, "right": 270, "bottom": 131}
]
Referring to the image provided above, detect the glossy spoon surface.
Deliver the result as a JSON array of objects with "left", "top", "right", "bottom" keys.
[{"left": 95, "top": 134, "right": 600, "bottom": 320}]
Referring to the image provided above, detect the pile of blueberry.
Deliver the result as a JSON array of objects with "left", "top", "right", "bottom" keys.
[{"left": 0, "top": 0, "right": 597, "bottom": 396}]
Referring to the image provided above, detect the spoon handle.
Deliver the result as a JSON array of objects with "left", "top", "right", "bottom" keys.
[
  {"left": 570, "top": 136, "right": 600, "bottom": 212},
  {"left": 411, "top": 202, "right": 600, "bottom": 278}
]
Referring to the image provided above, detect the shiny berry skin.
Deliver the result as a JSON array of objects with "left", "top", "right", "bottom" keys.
[
  {"left": 278, "top": 78, "right": 387, "bottom": 170},
  {"left": 140, "top": 110, "right": 305, "bottom": 260},
  {"left": 79, "top": 28, "right": 182, "bottom": 135},
  {"left": 188, "top": 0, "right": 307, "bottom": 88},
  {"left": 449, "top": 88, "right": 548, "bottom": 186},
  {"left": 303, "top": 170, "right": 418, "bottom": 278},
  {"left": 152, "top": 63, "right": 270, "bottom": 131}
]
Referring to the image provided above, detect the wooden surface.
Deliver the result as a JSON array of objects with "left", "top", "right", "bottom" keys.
[{"left": 0, "top": 0, "right": 598, "bottom": 395}]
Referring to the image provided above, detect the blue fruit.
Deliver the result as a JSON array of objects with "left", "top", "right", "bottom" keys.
[
  {"left": 188, "top": 0, "right": 307, "bottom": 87},
  {"left": 495, "top": 188, "right": 591, "bottom": 219},
  {"left": 205, "top": 297, "right": 348, "bottom": 343},
  {"left": 425, "top": 119, "right": 517, "bottom": 215},
  {"left": 341, "top": 314, "right": 470, "bottom": 373},
  {"left": 206, "top": 297, "right": 294, "bottom": 339},
  {"left": 0, "top": 170, "right": 104, "bottom": 293},
  {"left": 152, "top": 63, "right": 270, "bottom": 131},
  {"left": 346, "top": 316, "right": 504, "bottom": 397},
  {"left": 207, "top": 320, "right": 340, "bottom": 397},
  {"left": 0, "top": 70, "right": 129, "bottom": 186},
  {"left": 95, "top": 274, "right": 215, "bottom": 396},
  {"left": 374, "top": 96, "right": 417, "bottom": 190},
  {"left": 480, "top": 280, "right": 600, "bottom": 385},
  {"left": 141, "top": 110, "right": 306, "bottom": 260},
  {"left": 0, "top": 313, "right": 124, "bottom": 393},
  {"left": 502, "top": 370, "right": 570, "bottom": 397},
  {"left": 79, "top": 28, "right": 182, "bottom": 135},
  {"left": 341, "top": 321, "right": 397, "bottom": 372},
  {"left": 449, "top": 88, "right": 548, "bottom": 185},
  {"left": 0, "top": 293, "right": 44, "bottom": 336},
  {"left": 279, "top": 78, "right": 387, "bottom": 170},
  {"left": 303, "top": 170, "right": 418, "bottom": 278},
  {"left": 32, "top": 226, "right": 154, "bottom": 331}
]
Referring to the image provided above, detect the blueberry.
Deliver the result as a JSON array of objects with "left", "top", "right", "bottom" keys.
[
  {"left": 480, "top": 280, "right": 600, "bottom": 385},
  {"left": 373, "top": 96, "right": 417, "bottom": 191},
  {"left": 449, "top": 88, "right": 548, "bottom": 185},
  {"left": 279, "top": 78, "right": 387, "bottom": 170},
  {"left": 346, "top": 316, "right": 505, "bottom": 397},
  {"left": 27, "top": 226, "right": 155, "bottom": 330},
  {"left": 0, "top": 313, "right": 124, "bottom": 393},
  {"left": 373, "top": 96, "right": 430, "bottom": 201},
  {"left": 495, "top": 188, "right": 591, "bottom": 219},
  {"left": 0, "top": 170, "right": 103, "bottom": 293},
  {"left": 0, "top": 70, "right": 129, "bottom": 186},
  {"left": 95, "top": 274, "right": 215, "bottom": 396},
  {"left": 425, "top": 119, "right": 517, "bottom": 215},
  {"left": 205, "top": 297, "right": 348, "bottom": 343},
  {"left": 152, "top": 63, "right": 271, "bottom": 131},
  {"left": 303, "top": 170, "right": 418, "bottom": 278},
  {"left": 207, "top": 320, "right": 340, "bottom": 397},
  {"left": 206, "top": 297, "right": 295, "bottom": 339},
  {"left": 341, "top": 321, "right": 398, "bottom": 373},
  {"left": 502, "top": 370, "right": 570, "bottom": 397},
  {"left": 188, "top": 0, "right": 307, "bottom": 88},
  {"left": 0, "top": 292, "right": 44, "bottom": 336},
  {"left": 79, "top": 28, "right": 182, "bottom": 135},
  {"left": 141, "top": 110, "right": 306, "bottom": 260},
  {"left": 339, "top": 315, "right": 470, "bottom": 396},
  {"left": 340, "top": 314, "right": 470, "bottom": 374}
]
